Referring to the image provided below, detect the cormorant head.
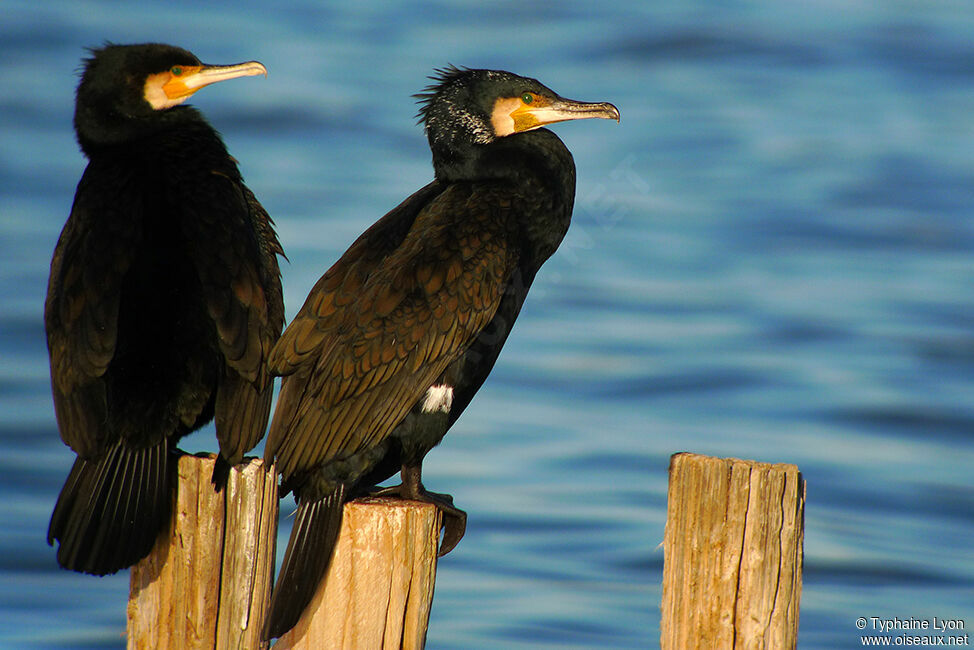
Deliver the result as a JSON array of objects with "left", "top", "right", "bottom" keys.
[
  {"left": 74, "top": 43, "right": 266, "bottom": 147},
  {"left": 415, "top": 66, "right": 619, "bottom": 178}
]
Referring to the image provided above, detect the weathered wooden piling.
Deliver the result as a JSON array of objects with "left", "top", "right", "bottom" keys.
[
  {"left": 125, "top": 454, "right": 440, "bottom": 649},
  {"left": 274, "top": 498, "right": 442, "bottom": 650},
  {"left": 661, "top": 453, "right": 805, "bottom": 649},
  {"left": 127, "top": 454, "right": 278, "bottom": 650}
]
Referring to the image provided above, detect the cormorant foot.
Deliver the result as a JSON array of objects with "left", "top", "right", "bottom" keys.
[{"left": 367, "top": 483, "right": 467, "bottom": 556}]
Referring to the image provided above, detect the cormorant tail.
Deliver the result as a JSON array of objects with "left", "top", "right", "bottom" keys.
[
  {"left": 47, "top": 438, "right": 171, "bottom": 575},
  {"left": 263, "top": 484, "right": 346, "bottom": 640}
]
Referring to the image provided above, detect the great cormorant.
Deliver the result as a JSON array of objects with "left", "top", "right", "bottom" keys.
[
  {"left": 262, "top": 66, "right": 619, "bottom": 639},
  {"left": 45, "top": 43, "right": 284, "bottom": 576}
]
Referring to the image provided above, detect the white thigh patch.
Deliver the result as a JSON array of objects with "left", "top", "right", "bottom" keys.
[{"left": 421, "top": 384, "right": 454, "bottom": 414}]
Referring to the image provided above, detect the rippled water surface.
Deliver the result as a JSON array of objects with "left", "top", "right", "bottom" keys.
[{"left": 2, "top": 2, "right": 973, "bottom": 648}]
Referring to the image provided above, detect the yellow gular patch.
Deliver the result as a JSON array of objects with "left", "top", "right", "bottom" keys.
[
  {"left": 512, "top": 93, "right": 552, "bottom": 133},
  {"left": 161, "top": 65, "right": 203, "bottom": 99},
  {"left": 143, "top": 66, "right": 203, "bottom": 110},
  {"left": 491, "top": 93, "right": 554, "bottom": 136}
]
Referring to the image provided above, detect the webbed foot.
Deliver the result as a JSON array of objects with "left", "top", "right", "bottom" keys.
[{"left": 368, "top": 481, "right": 466, "bottom": 555}]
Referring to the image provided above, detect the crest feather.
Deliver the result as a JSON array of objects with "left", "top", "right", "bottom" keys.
[{"left": 413, "top": 64, "right": 471, "bottom": 123}]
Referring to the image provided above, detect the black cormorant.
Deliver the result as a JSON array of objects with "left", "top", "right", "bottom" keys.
[
  {"left": 262, "top": 66, "right": 619, "bottom": 639},
  {"left": 45, "top": 43, "right": 285, "bottom": 576}
]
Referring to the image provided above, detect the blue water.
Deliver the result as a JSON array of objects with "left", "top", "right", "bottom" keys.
[{"left": 2, "top": 2, "right": 973, "bottom": 648}]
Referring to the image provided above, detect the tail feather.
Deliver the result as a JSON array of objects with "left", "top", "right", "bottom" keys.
[
  {"left": 48, "top": 439, "right": 171, "bottom": 575},
  {"left": 263, "top": 484, "right": 346, "bottom": 640}
]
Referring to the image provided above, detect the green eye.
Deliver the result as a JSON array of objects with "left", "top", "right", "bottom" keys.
[
  {"left": 171, "top": 66, "right": 183, "bottom": 76},
  {"left": 521, "top": 92, "right": 534, "bottom": 104}
]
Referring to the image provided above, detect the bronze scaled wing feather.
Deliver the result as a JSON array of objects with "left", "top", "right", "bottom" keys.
[
  {"left": 266, "top": 182, "right": 518, "bottom": 479},
  {"left": 183, "top": 174, "right": 285, "bottom": 462},
  {"left": 45, "top": 164, "right": 139, "bottom": 459}
]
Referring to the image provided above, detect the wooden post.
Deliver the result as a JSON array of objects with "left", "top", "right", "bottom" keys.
[
  {"left": 275, "top": 497, "right": 442, "bottom": 650},
  {"left": 661, "top": 453, "right": 804, "bottom": 649},
  {"left": 127, "top": 454, "right": 278, "bottom": 650}
]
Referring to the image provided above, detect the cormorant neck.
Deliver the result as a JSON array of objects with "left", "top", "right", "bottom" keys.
[
  {"left": 75, "top": 105, "right": 207, "bottom": 157},
  {"left": 431, "top": 128, "right": 572, "bottom": 185},
  {"left": 433, "top": 128, "right": 577, "bottom": 265}
]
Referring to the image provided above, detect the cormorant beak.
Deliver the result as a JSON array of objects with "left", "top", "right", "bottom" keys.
[
  {"left": 509, "top": 95, "right": 620, "bottom": 133},
  {"left": 162, "top": 61, "right": 268, "bottom": 101}
]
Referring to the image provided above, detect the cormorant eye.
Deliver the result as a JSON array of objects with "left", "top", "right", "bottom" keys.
[
  {"left": 521, "top": 93, "right": 534, "bottom": 105},
  {"left": 171, "top": 66, "right": 183, "bottom": 76}
]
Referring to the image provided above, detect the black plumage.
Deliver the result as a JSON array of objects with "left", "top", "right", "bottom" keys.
[
  {"left": 46, "top": 43, "right": 284, "bottom": 575},
  {"left": 262, "top": 66, "right": 618, "bottom": 639}
]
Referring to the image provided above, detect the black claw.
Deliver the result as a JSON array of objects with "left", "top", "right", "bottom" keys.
[
  {"left": 363, "top": 482, "right": 467, "bottom": 555},
  {"left": 437, "top": 507, "right": 466, "bottom": 556}
]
